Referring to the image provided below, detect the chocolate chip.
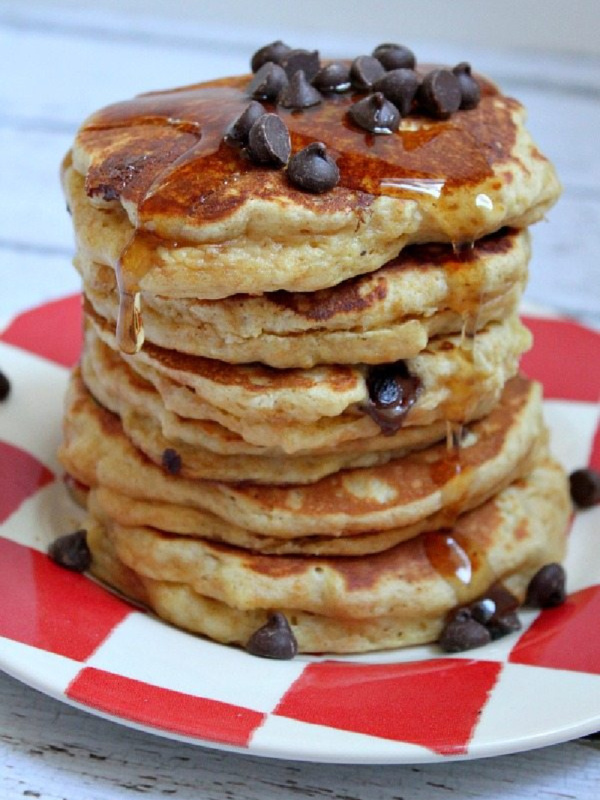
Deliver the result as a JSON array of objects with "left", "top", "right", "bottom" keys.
[
  {"left": 0, "top": 369, "right": 10, "bottom": 402},
  {"left": 364, "top": 361, "right": 422, "bottom": 433},
  {"left": 350, "top": 55, "right": 386, "bottom": 91},
  {"left": 487, "top": 611, "right": 522, "bottom": 641},
  {"left": 373, "top": 68, "right": 419, "bottom": 116},
  {"left": 287, "top": 142, "right": 339, "bottom": 193},
  {"left": 526, "top": 563, "right": 567, "bottom": 608},
  {"left": 569, "top": 467, "right": 600, "bottom": 508},
  {"left": 417, "top": 69, "right": 462, "bottom": 118},
  {"left": 452, "top": 62, "right": 481, "bottom": 109},
  {"left": 162, "top": 448, "right": 182, "bottom": 475},
  {"left": 278, "top": 70, "right": 322, "bottom": 109},
  {"left": 247, "top": 62, "right": 288, "bottom": 102},
  {"left": 439, "top": 614, "right": 491, "bottom": 653},
  {"left": 250, "top": 40, "right": 291, "bottom": 72},
  {"left": 312, "top": 62, "right": 351, "bottom": 93},
  {"left": 485, "top": 583, "right": 520, "bottom": 618},
  {"left": 469, "top": 597, "right": 496, "bottom": 625},
  {"left": 48, "top": 530, "right": 91, "bottom": 572},
  {"left": 226, "top": 101, "right": 265, "bottom": 145},
  {"left": 246, "top": 612, "right": 298, "bottom": 659},
  {"left": 372, "top": 43, "right": 416, "bottom": 70},
  {"left": 247, "top": 113, "right": 291, "bottom": 167},
  {"left": 279, "top": 49, "right": 321, "bottom": 82},
  {"left": 348, "top": 92, "right": 400, "bottom": 134}
]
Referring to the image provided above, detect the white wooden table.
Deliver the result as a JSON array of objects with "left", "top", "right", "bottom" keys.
[{"left": 1, "top": 4, "right": 599, "bottom": 798}]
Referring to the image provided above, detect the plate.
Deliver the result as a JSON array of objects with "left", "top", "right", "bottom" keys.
[{"left": 0, "top": 296, "right": 599, "bottom": 764}]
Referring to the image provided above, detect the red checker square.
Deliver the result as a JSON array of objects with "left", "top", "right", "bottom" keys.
[
  {"left": 0, "top": 538, "right": 133, "bottom": 661},
  {"left": 510, "top": 585, "right": 600, "bottom": 675},
  {"left": 589, "top": 420, "right": 600, "bottom": 471},
  {"left": 0, "top": 441, "right": 55, "bottom": 524},
  {"left": 274, "top": 658, "right": 502, "bottom": 756},
  {"left": 520, "top": 316, "right": 600, "bottom": 403},
  {"left": 67, "top": 667, "right": 265, "bottom": 747},
  {"left": 0, "top": 294, "right": 82, "bottom": 367}
]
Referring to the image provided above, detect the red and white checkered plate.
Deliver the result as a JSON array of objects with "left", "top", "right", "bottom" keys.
[{"left": 0, "top": 295, "right": 599, "bottom": 764}]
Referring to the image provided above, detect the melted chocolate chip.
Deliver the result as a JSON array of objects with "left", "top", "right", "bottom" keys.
[
  {"left": 312, "top": 62, "right": 351, "bottom": 93},
  {"left": 417, "top": 69, "right": 462, "bottom": 118},
  {"left": 372, "top": 42, "right": 416, "bottom": 70},
  {"left": 569, "top": 467, "right": 600, "bottom": 508},
  {"left": 279, "top": 49, "right": 321, "bottom": 81},
  {"left": 48, "top": 530, "right": 91, "bottom": 572},
  {"left": 439, "top": 613, "right": 491, "bottom": 653},
  {"left": 247, "top": 62, "right": 288, "bottom": 102},
  {"left": 350, "top": 55, "right": 386, "bottom": 91},
  {"left": 250, "top": 40, "right": 292, "bottom": 72},
  {"left": 226, "top": 100, "right": 265, "bottom": 144},
  {"left": 348, "top": 92, "right": 401, "bottom": 134},
  {"left": 373, "top": 68, "right": 419, "bottom": 116},
  {"left": 246, "top": 612, "right": 298, "bottom": 659},
  {"left": 278, "top": 70, "right": 322, "bottom": 109},
  {"left": 364, "top": 361, "right": 422, "bottom": 433},
  {"left": 526, "top": 563, "right": 567, "bottom": 608},
  {"left": 162, "top": 448, "right": 182, "bottom": 475},
  {"left": 452, "top": 62, "right": 481, "bottom": 110},
  {"left": 287, "top": 142, "right": 339, "bottom": 193},
  {"left": 0, "top": 369, "right": 10, "bottom": 402},
  {"left": 247, "top": 113, "right": 291, "bottom": 167}
]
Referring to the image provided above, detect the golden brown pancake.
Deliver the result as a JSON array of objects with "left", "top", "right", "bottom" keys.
[{"left": 85, "top": 454, "right": 569, "bottom": 653}]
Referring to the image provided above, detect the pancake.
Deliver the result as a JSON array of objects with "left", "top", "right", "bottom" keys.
[
  {"left": 85, "top": 454, "right": 570, "bottom": 653},
  {"left": 59, "top": 372, "right": 545, "bottom": 537},
  {"left": 67, "top": 69, "right": 559, "bottom": 303},
  {"left": 84, "top": 312, "right": 531, "bottom": 456},
  {"left": 78, "top": 227, "right": 529, "bottom": 367}
]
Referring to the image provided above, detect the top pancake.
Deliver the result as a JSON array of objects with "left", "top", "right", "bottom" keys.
[{"left": 66, "top": 66, "right": 560, "bottom": 299}]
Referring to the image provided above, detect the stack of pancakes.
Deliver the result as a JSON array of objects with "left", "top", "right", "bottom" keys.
[{"left": 59, "top": 49, "right": 570, "bottom": 654}]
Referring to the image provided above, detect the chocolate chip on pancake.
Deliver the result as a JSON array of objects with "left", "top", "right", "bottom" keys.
[
  {"left": 287, "top": 142, "right": 339, "bottom": 193},
  {"left": 364, "top": 361, "right": 422, "bottom": 434},
  {"left": 226, "top": 100, "right": 265, "bottom": 145},
  {"left": 348, "top": 92, "right": 401, "bottom": 133},
  {"left": 250, "top": 40, "right": 292, "bottom": 72},
  {"left": 279, "top": 48, "right": 321, "bottom": 81},
  {"left": 247, "top": 61, "right": 288, "bottom": 101},
  {"left": 278, "top": 70, "right": 322, "bottom": 109},
  {"left": 247, "top": 113, "right": 291, "bottom": 166},
  {"left": 417, "top": 68, "right": 462, "bottom": 118},
  {"left": 373, "top": 68, "right": 419, "bottom": 116},
  {"left": 452, "top": 62, "right": 481, "bottom": 110},
  {"left": 372, "top": 42, "right": 416, "bottom": 70},
  {"left": 350, "top": 55, "right": 386, "bottom": 91},
  {"left": 312, "top": 62, "right": 351, "bottom": 93}
]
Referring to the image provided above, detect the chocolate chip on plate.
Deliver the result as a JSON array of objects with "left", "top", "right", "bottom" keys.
[
  {"left": 348, "top": 92, "right": 401, "bottom": 134},
  {"left": 287, "top": 142, "right": 339, "bottom": 193},
  {"left": 372, "top": 42, "right": 416, "bottom": 71},
  {"left": 364, "top": 361, "right": 422, "bottom": 433},
  {"left": 487, "top": 611, "right": 522, "bottom": 641},
  {"left": 226, "top": 100, "right": 265, "bottom": 144},
  {"left": 247, "top": 113, "right": 291, "bottom": 167},
  {"left": 452, "top": 62, "right": 481, "bottom": 109},
  {"left": 250, "top": 40, "right": 292, "bottom": 72},
  {"left": 247, "top": 62, "right": 288, "bottom": 102},
  {"left": 162, "top": 447, "right": 182, "bottom": 475},
  {"left": 569, "top": 467, "right": 600, "bottom": 508},
  {"left": 279, "top": 49, "right": 321, "bottom": 82},
  {"left": 0, "top": 369, "right": 10, "bottom": 401},
  {"left": 439, "top": 611, "right": 492, "bottom": 653},
  {"left": 278, "top": 70, "right": 322, "bottom": 109},
  {"left": 312, "top": 62, "right": 351, "bottom": 93},
  {"left": 417, "top": 68, "right": 462, "bottom": 118},
  {"left": 48, "top": 529, "right": 91, "bottom": 572},
  {"left": 246, "top": 612, "right": 298, "bottom": 659},
  {"left": 526, "top": 563, "right": 567, "bottom": 608},
  {"left": 373, "top": 68, "right": 419, "bottom": 116},
  {"left": 350, "top": 55, "right": 386, "bottom": 91}
]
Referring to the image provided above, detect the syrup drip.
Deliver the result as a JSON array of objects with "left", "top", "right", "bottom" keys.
[
  {"left": 115, "top": 232, "right": 163, "bottom": 353},
  {"left": 424, "top": 531, "right": 472, "bottom": 587}
]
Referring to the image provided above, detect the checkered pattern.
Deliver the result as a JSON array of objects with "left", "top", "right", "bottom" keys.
[{"left": 1, "top": 296, "right": 599, "bottom": 762}]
